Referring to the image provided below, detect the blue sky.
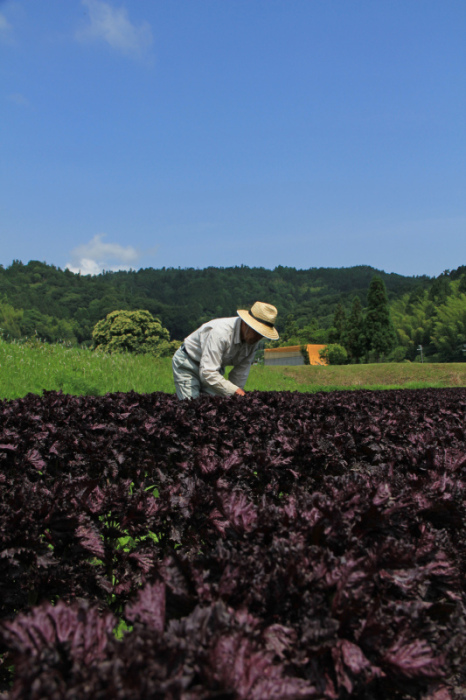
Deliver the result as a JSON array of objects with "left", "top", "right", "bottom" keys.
[{"left": 1, "top": 0, "right": 465, "bottom": 277}]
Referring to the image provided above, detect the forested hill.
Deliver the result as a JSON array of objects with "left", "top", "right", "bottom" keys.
[
  {"left": 0, "top": 261, "right": 432, "bottom": 342},
  {"left": 0, "top": 260, "right": 432, "bottom": 343},
  {"left": 1, "top": 260, "right": 464, "bottom": 362}
]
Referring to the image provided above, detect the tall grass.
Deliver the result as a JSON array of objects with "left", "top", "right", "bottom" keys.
[
  {"left": 0, "top": 339, "right": 174, "bottom": 400},
  {"left": 1, "top": 338, "right": 465, "bottom": 400}
]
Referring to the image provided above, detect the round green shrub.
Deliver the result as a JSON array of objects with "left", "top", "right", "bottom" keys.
[
  {"left": 92, "top": 310, "right": 177, "bottom": 357},
  {"left": 319, "top": 343, "right": 348, "bottom": 365}
]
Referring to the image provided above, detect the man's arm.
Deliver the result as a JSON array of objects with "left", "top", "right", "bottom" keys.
[
  {"left": 199, "top": 329, "right": 241, "bottom": 396},
  {"left": 228, "top": 354, "right": 255, "bottom": 394}
]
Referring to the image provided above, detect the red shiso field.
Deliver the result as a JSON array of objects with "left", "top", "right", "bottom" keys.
[{"left": 1, "top": 388, "right": 466, "bottom": 699}]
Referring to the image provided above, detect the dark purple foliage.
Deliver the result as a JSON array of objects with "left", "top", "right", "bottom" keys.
[{"left": 0, "top": 388, "right": 465, "bottom": 697}]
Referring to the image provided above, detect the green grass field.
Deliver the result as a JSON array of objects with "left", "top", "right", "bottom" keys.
[
  {"left": 1, "top": 338, "right": 465, "bottom": 400},
  {"left": 246, "top": 362, "right": 466, "bottom": 392}
]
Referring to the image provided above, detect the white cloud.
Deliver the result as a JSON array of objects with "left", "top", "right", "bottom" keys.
[
  {"left": 66, "top": 234, "right": 142, "bottom": 275},
  {"left": 0, "top": 12, "right": 13, "bottom": 43},
  {"left": 76, "top": 0, "right": 153, "bottom": 59}
]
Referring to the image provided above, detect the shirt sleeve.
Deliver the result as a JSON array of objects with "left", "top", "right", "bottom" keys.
[
  {"left": 199, "top": 328, "right": 240, "bottom": 396},
  {"left": 228, "top": 352, "right": 255, "bottom": 390}
]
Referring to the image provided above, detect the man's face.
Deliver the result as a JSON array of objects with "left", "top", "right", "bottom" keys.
[{"left": 241, "top": 321, "right": 263, "bottom": 345}]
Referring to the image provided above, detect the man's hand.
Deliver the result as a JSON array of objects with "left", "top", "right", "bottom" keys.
[{"left": 235, "top": 388, "right": 246, "bottom": 396}]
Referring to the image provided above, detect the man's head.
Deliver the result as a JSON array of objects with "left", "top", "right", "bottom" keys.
[
  {"left": 240, "top": 320, "right": 264, "bottom": 345},
  {"left": 237, "top": 301, "right": 279, "bottom": 342}
]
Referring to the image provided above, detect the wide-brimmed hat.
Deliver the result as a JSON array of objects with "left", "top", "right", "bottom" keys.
[{"left": 237, "top": 301, "right": 279, "bottom": 340}]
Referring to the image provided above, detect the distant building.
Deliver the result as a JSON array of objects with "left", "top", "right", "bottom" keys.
[{"left": 264, "top": 344, "right": 328, "bottom": 366}]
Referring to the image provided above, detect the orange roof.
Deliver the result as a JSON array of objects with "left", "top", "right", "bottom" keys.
[
  {"left": 264, "top": 344, "right": 328, "bottom": 365},
  {"left": 264, "top": 345, "right": 303, "bottom": 354}
]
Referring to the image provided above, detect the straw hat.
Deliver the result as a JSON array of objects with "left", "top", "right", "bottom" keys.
[{"left": 237, "top": 301, "right": 279, "bottom": 340}]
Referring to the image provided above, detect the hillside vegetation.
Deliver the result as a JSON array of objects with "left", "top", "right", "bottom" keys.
[
  {"left": 0, "top": 260, "right": 465, "bottom": 363},
  {"left": 0, "top": 260, "right": 429, "bottom": 341}
]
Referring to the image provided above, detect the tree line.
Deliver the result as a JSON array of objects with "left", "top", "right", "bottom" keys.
[
  {"left": 275, "top": 271, "right": 466, "bottom": 363},
  {"left": 0, "top": 260, "right": 464, "bottom": 362}
]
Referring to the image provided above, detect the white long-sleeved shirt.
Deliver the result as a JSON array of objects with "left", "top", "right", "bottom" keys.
[{"left": 183, "top": 316, "right": 259, "bottom": 396}]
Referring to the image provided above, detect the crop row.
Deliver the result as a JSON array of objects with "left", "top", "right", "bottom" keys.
[{"left": 0, "top": 389, "right": 466, "bottom": 698}]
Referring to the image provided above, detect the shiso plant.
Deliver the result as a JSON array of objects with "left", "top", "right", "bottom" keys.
[{"left": 0, "top": 388, "right": 465, "bottom": 697}]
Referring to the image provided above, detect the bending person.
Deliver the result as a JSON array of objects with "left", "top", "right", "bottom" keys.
[{"left": 172, "top": 302, "right": 279, "bottom": 400}]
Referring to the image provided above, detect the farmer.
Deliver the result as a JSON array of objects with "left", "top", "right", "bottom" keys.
[{"left": 172, "top": 301, "right": 279, "bottom": 400}]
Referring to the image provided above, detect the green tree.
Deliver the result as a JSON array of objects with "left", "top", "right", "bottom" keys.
[
  {"left": 430, "top": 294, "right": 466, "bottom": 362},
  {"left": 92, "top": 309, "right": 177, "bottom": 357},
  {"left": 0, "top": 298, "right": 23, "bottom": 339},
  {"left": 387, "top": 346, "right": 407, "bottom": 362},
  {"left": 391, "top": 292, "right": 434, "bottom": 361},
  {"left": 428, "top": 273, "right": 452, "bottom": 304},
  {"left": 343, "top": 296, "right": 365, "bottom": 362},
  {"left": 282, "top": 314, "right": 299, "bottom": 342},
  {"left": 328, "top": 303, "right": 346, "bottom": 344},
  {"left": 364, "top": 276, "right": 397, "bottom": 360}
]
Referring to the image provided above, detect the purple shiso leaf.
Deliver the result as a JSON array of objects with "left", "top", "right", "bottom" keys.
[
  {"left": 1, "top": 600, "right": 116, "bottom": 664},
  {"left": 217, "top": 565, "right": 243, "bottom": 600},
  {"left": 25, "top": 448, "right": 46, "bottom": 471},
  {"left": 379, "top": 567, "right": 428, "bottom": 593},
  {"left": 378, "top": 550, "right": 458, "bottom": 594},
  {"left": 75, "top": 524, "right": 105, "bottom": 558},
  {"left": 209, "top": 507, "right": 229, "bottom": 537},
  {"left": 248, "top": 676, "right": 319, "bottom": 700},
  {"left": 425, "top": 552, "right": 458, "bottom": 580},
  {"left": 84, "top": 483, "right": 106, "bottom": 513},
  {"left": 283, "top": 496, "right": 297, "bottom": 520},
  {"left": 382, "top": 637, "right": 445, "bottom": 679},
  {"left": 422, "top": 686, "right": 453, "bottom": 700},
  {"left": 196, "top": 446, "right": 219, "bottom": 475},
  {"left": 125, "top": 581, "right": 165, "bottom": 632},
  {"left": 159, "top": 555, "right": 195, "bottom": 609},
  {"left": 128, "top": 550, "right": 156, "bottom": 574},
  {"left": 372, "top": 482, "right": 392, "bottom": 506},
  {"left": 222, "top": 450, "right": 244, "bottom": 472},
  {"left": 332, "top": 639, "right": 384, "bottom": 693},
  {"left": 68, "top": 606, "right": 116, "bottom": 665},
  {"left": 48, "top": 440, "right": 61, "bottom": 455},
  {"left": 220, "top": 491, "right": 257, "bottom": 532},
  {"left": 263, "top": 623, "right": 297, "bottom": 660},
  {"left": 207, "top": 634, "right": 316, "bottom": 699},
  {"left": 0, "top": 443, "right": 17, "bottom": 451}
]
